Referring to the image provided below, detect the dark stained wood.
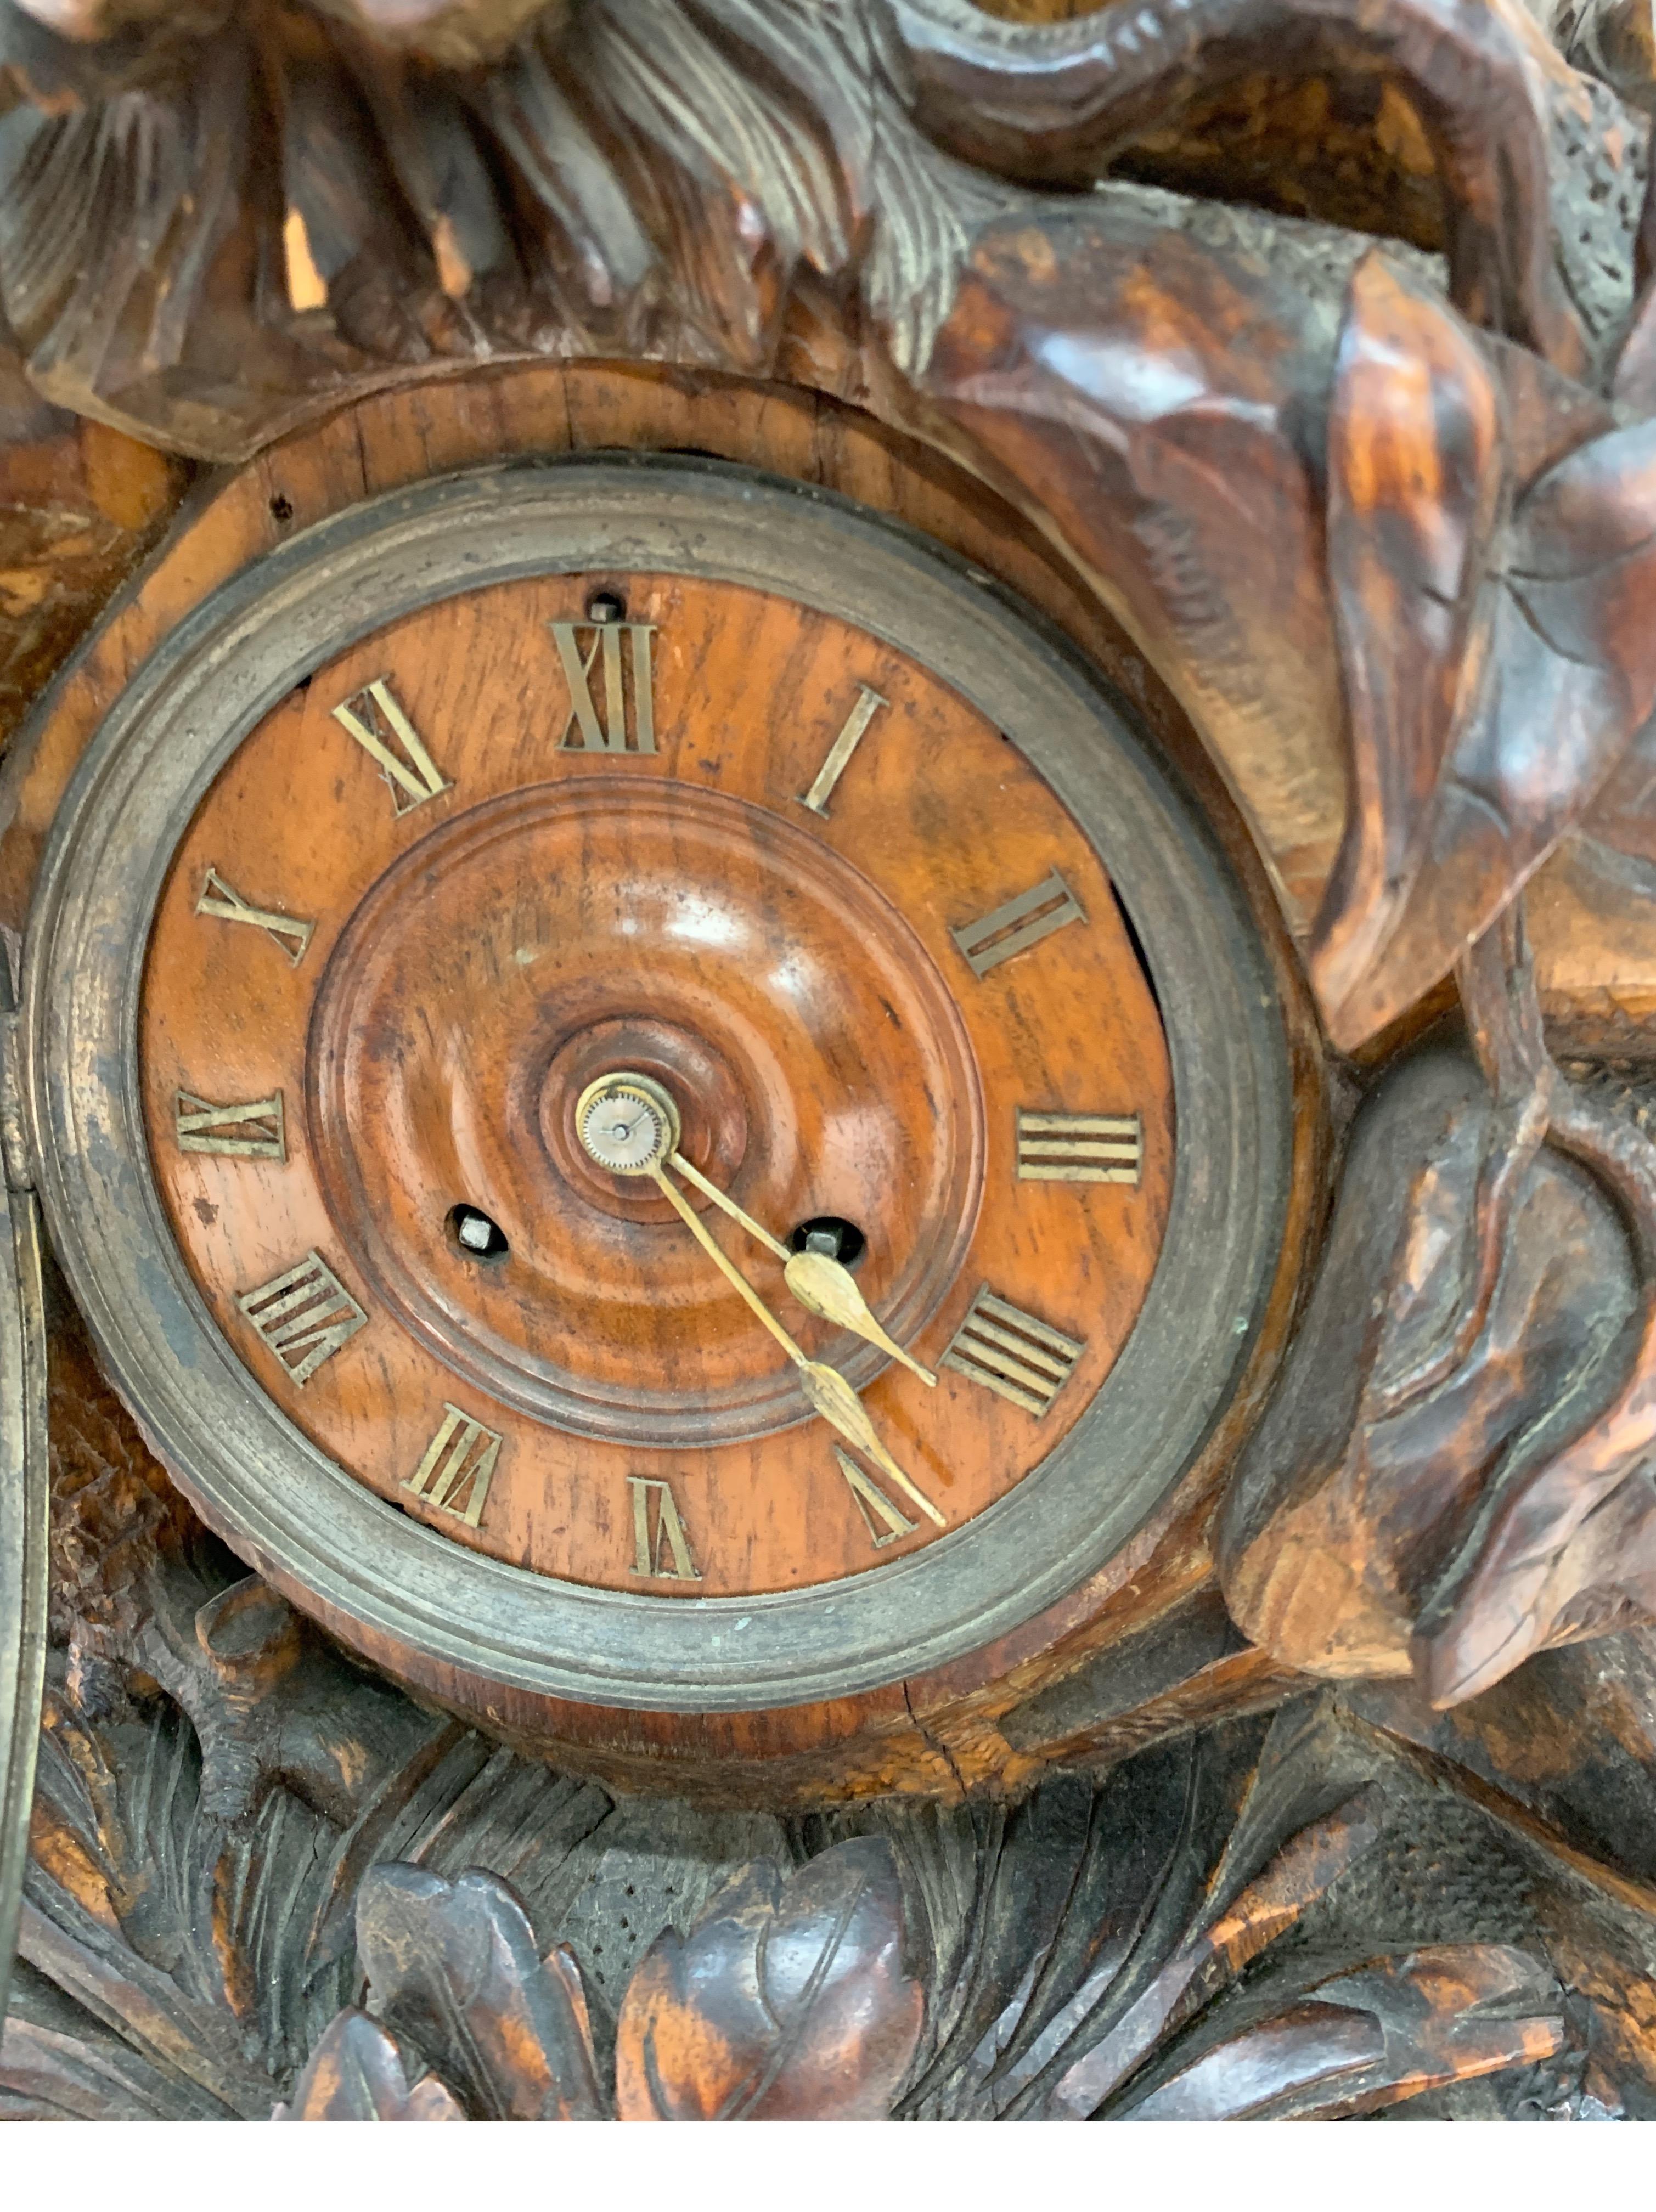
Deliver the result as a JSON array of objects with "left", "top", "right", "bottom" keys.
[{"left": 613, "top": 1841, "right": 923, "bottom": 2120}]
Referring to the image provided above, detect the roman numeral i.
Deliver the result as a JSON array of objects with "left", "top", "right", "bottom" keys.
[
  {"left": 550, "top": 610, "right": 657, "bottom": 754},
  {"left": 330, "top": 678, "right": 451, "bottom": 816},
  {"left": 941, "top": 1286, "right": 1084, "bottom": 1417},
  {"left": 237, "top": 1250, "right": 367, "bottom": 1386}
]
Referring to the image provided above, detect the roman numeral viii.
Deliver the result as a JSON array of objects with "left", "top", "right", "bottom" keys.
[
  {"left": 952, "top": 868, "right": 1085, "bottom": 978},
  {"left": 941, "top": 1286, "right": 1084, "bottom": 1417},
  {"left": 550, "top": 611, "right": 657, "bottom": 754},
  {"left": 330, "top": 678, "right": 450, "bottom": 815},
  {"left": 174, "top": 1091, "right": 286, "bottom": 1161},
  {"left": 627, "top": 1476, "right": 699, "bottom": 1580},
  {"left": 404, "top": 1404, "right": 501, "bottom": 1530},
  {"left": 237, "top": 1251, "right": 367, "bottom": 1385},
  {"left": 1017, "top": 1110, "right": 1141, "bottom": 1185}
]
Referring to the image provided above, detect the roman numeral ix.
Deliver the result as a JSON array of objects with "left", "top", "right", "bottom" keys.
[
  {"left": 952, "top": 868, "right": 1086, "bottom": 978},
  {"left": 550, "top": 610, "right": 657, "bottom": 754},
  {"left": 330, "top": 678, "right": 451, "bottom": 815},
  {"left": 627, "top": 1476, "right": 700, "bottom": 1580},
  {"left": 174, "top": 1091, "right": 286, "bottom": 1161},
  {"left": 237, "top": 1251, "right": 367, "bottom": 1386},
  {"left": 196, "top": 868, "right": 315, "bottom": 966},
  {"left": 404, "top": 1404, "right": 502, "bottom": 1530},
  {"left": 1017, "top": 1110, "right": 1141, "bottom": 1185},
  {"left": 941, "top": 1286, "right": 1084, "bottom": 1417}
]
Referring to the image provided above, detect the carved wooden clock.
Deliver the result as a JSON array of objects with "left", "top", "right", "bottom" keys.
[{"left": 23, "top": 454, "right": 1287, "bottom": 1767}]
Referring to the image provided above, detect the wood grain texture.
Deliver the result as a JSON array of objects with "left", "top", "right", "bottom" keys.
[
  {"left": 139, "top": 571, "right": 1171, "bottom": 1598},
  {"left": 1, "top": 358, "right": 1321, "bottom": 1796}
]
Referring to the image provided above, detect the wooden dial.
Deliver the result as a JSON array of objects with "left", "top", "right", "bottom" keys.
[{"left": 138, "top": 570, "right": 1173, "bottom": 1599}]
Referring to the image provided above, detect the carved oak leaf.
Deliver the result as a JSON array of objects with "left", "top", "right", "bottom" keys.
[
  {"left": 1311, "top": 253, "right": 1656, "bottom": 1050},
  {"left": 273, "top": 2009, "right": 466, "bottom": 2122},
  {"left": 613, "top": 1838, "right": 923, "bottom": 2121},
  {"left": 357, "top": 1865, "right": 605, "bottom": 2121}
]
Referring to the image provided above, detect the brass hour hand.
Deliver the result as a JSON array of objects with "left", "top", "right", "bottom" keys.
[{"left": 668, "top": 1150, "right": 937, "bottom": 1387}]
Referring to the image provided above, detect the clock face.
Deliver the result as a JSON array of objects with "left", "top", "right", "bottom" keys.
[
  {"left": 138, "top": 569, "right": 1171, "bottom": 1596},
  {"left": 28, "top": 460, "right": 1288, "bottom": 1709}
]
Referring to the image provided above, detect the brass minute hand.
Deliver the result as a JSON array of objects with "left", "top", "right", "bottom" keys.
[
  {"left": 667, "top": 1150, "right": 937, "bottom": 1387},
  {"left": 646, "top": 1164, "right": 945, "bottom": 1528}
]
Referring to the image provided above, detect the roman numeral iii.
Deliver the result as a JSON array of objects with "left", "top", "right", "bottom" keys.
[
  {"left": 1017, "top": 1110, "right": 1141, "bottom": 1185},
  {"left": 951, "top": 868, "right": 1086, "bottom": 977},
  {"left": 627, "top": 1476, "right": 699, "bottom": 1580},
  {"left": 174, "top": 1091, "right": 286, "bottom": 1161},
  {"left": 195, "top": 867, "right": 315, "bottom": 966},
  {"left": 330, "top": 678, "right": 451, "bottom": 815},
  {"left": 941, "top": 1286, "right": 1084, "bottom": 1416},
  {"left": 549, "top": 611, "right": 657, "bottom": 754},
  {"left": 404, "top": 1404, "right": 501, "bottom": 1530},
  {"left": 237, "top": 1251, "right": 367, "bottom": 1385}
]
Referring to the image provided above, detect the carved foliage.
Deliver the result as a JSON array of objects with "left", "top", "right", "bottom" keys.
[
  {"left": 1310, "top": 255, "right": 1656, "bottom": 1049},
  {"left": 613, "top": 1842, "right": 922, "bottom": 2121}
]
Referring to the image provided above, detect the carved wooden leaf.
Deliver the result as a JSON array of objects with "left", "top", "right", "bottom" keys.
[
  {"left": 1314, "top": 259, "right": 1656, "bottom": 1047},
  {"left": 613, "top": 1838, "right": 923, "bottom": 2121},
  {"left": 357, "top": 1865, "right": 605, "bottom": 2121},
  {"left": 1119, "top": 1946, "right": 1564, "bottom": 2120},
  {"left": 273, "top": 2008, "right": 465, "bottom": 2122},
  {"left": 1217, "top": 1043, "right": 1644, "bottom": 1685},
  {"left": 1312, "top": 251, "right": 1505, "bottom": 1044},
  {"left": 1045, "top": 1790, "right": 1380, "bottom": 2118}
]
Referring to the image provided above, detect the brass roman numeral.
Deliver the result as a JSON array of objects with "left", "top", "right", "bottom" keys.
[
  {"left": 940, "top": 1285, "right": 1084, "bottom": 1416},
  {"left": 549, "top": 611, "right": 657, "bottom": 754},
  {"left": 403, "top": 1403, "right": 502, "bottom": 1529},
  {"left": 237, "top": 1251, "right": 367, "bottom": 1385},
  {"left": 330, "top": 678, "right": 451, "bottom": 815},
  {"left": 174, "top": 1091, "right": 286, "bottom": 1161},
  {"left": 833, "top": 1446, "right": 927, "bottom": 1549},
  {"left": 798, "top": 684, "right": 886, "bottom": 815},
  {"left": 195, "top": 867, "right": 316, "bottom": 966},
  {"left": 627, "top": 1476, "right": 700, "bottom": 1580},
  {"left": 1017, "top": 1110, "right": 1141, "bottom": 1185},
  {"left": 952, "top": 869, "right": 1086, "bottom": 978}
]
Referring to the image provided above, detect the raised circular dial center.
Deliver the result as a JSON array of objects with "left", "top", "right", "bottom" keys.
[{"left": 574, "top": 1071, "right": 681, "bottom": 1176}]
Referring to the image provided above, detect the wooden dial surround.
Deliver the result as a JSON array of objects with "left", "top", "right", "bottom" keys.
[{"left": 25, "top": 441, "right": 1292, "bottom": 1778}]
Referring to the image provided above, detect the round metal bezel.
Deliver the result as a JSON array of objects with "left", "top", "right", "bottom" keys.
[{"left": 24, "top": 454, "right": 1291, "bottom": 1713}]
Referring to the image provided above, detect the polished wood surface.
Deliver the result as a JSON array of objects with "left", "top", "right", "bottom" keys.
[{"left": 140, "top": 572, "right": 1171, "bottom": 1598}]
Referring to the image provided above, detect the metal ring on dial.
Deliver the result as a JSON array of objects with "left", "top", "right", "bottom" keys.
[{"left": 574, "top": 1071, "right": 681, "bottom": 1176}]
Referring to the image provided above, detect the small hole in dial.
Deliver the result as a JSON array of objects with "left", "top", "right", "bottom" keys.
[
  {"left": 586, "top": 588, "right": 627, "bottom": 625},
  {"left": 447, "top": 1203, "right": 510, "bottom": 1261},
  {"left": 788, "top": 1216, "right": 867, "bottom": 1271}
]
